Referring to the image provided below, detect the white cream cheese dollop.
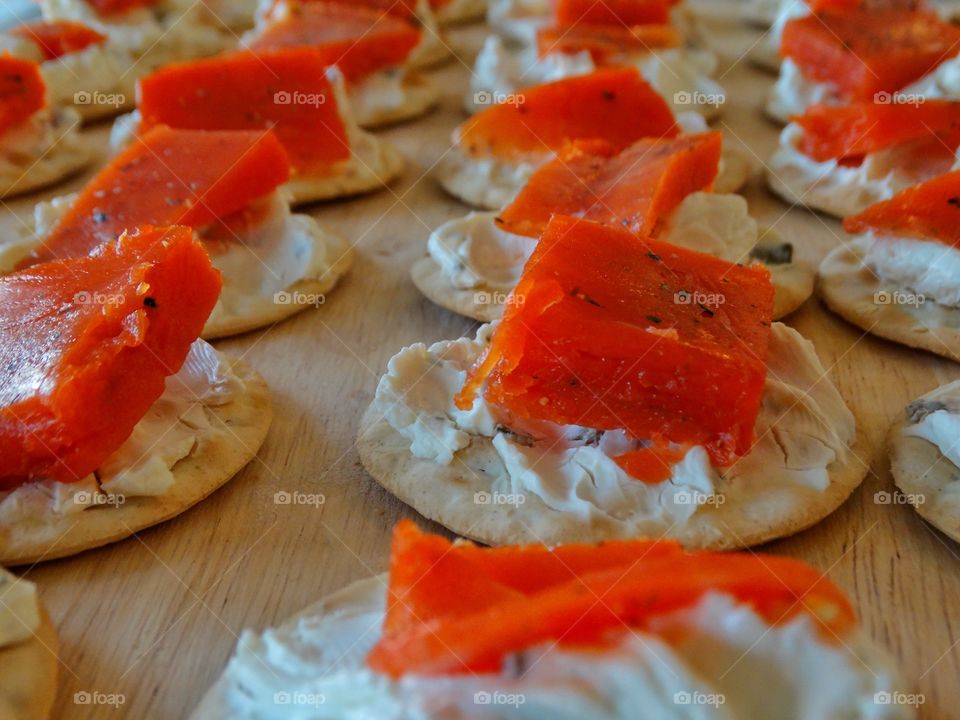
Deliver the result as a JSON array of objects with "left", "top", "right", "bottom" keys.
[
  {"left": 468, "top": 34, "right": 723, "bottom": 117},
  {"left": 767, "top": 123, "right": 959, "bottom": 218},
  {"left": 428, "top": 192, "right": 758, "bottom": 294},
  {"left": 859, "top": 231, "right": 960, "bottom": 308},
  {"left": 374, "top": 321, "right": 854, "bottom": 529},
  {"left": 0, "top": 340, "right": 240, "bottom": 523},
  {"left": 903, "top": 395, "right": 960, "bottom": 472},
  {"left": 199, "top": 576, "right": 910, "bottom": 720}
]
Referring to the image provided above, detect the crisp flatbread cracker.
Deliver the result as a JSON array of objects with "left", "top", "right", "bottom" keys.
[
  {"left": 356, "top": 75, "right": 440, "bottom": 129},
  {"left": 410, "top": 229, "right": 814, "bottom": 323},
  {"left": 0, "top": 110, "right": 90, "bottom": 200},
  {"left": 0, "top": 356, "right": 272, "bottom": 566},
  {"left": 0, "top": 607, "right": 58, "bottom": 720},
  {"left": 286, "top": 140, "right": 405, "bottom": 205},
  {"left": 194, "top": 571, "right": 912, "bottom": 718},
  {"left": 888, "top": 380, "right": 960, "bottom": 543},
  {"left": 202, "top": 233, "right": 354, "bottom": 340},
  {"left": 819, "top": 237, "right": 960, "bottom": 362},
  {"left": 437, "top": 146, "right": 752, "bottom": 210},
  {"left": 358, "top": 325, "right": 868, "bottom": 550}
]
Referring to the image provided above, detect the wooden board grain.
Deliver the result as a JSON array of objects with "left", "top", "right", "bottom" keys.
[{"left": 4, "top": 3, "right": 960, "bottom": 717}]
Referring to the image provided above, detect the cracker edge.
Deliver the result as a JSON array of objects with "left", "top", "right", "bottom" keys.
[
  {"left": 0, "top": 607, "right": 59, "bottom": 720},
  {"left": 0, "top": 357, "right": 273, "bottom": 566}
]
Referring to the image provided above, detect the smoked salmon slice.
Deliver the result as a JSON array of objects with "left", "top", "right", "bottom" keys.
[
  {"left": 793, "top": 101, "right": 960, "bottom": 162},
  {"left": 367, "top": 522, "right": 856, "bottom": 677},
  {"left": 456, "top": 215, "right": 774, "bottom": 468},
  {"left": 0, "top": 225, "right": 221, "bottom": 488},
  {"left": 263, "top": 0, "right": 420, "bottom": 20},
  {"left": 137, "top": 49, "right": 351, "bottom": 176},
  {"left": 10, "top": 21, "right": 107, "bottom": 60},
  {"left": 780, "top": 8, "right": 960, "bottom": 102},
  {"left": 456, "top": 68, "right": 678, "bottom": 160},
  {"left": 536, "top": 24, "right": 681, "bottom": 65},
  {"left": 496, "top": 132, "right": 722, "bottom": 238},
  {"left": 553, "top": 0, "right": 677, "bottom": 27},
  {"left": 23, "top": 126, "right": 290, "bottom": 266},
  {"left": 0, "top": 56, "right": 45, "bottom": 139},
  {"left": 84, "top": 0, "right": 161, "bottom": 13},
  {"left": 843, "top": 169, "right": 960, "bottom": 246},
  {"left": 247, "top": 2, "right": 421, "bottom": 83},
  {"left": 383, "top": 519, "right": 684, "bottom": 635}
]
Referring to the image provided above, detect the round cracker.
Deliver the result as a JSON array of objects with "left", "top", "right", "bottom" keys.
[
  {"left": 202, "top": 234, "right": 354, "bottom": 340},
  {"left": 356, "top": 75, "right": 441, "bottom": 129},
  {"left": 0, "top": 356, "right": 272, "bottom": 566},
  {"left": 819, "top": 238, "right": 960, "bottom": 362},
  {"left": 888, "top": 381, "right": 960, "bottom": 543},
  {"left": 358, "top": 404, "right": 868, "bottom": 550},
  {"left": 358, "top": 320, "right": 869, "bottom": 552},
  {"left": 286, "top": 140, "right": 405, "bottom": 205},
  {"left": 0, "top": 607, "right": 58, "bottom": 720},
  {"left": 195, "top": 570, "right": 912, "bottom": 718},
  {"left": 410, "top": 232, "right": 814, "bottom": 323},
  {"left": 0, "top": 111, "right": 91, "bottom": 200},
  {"left": 438, "top": 145, "right": 753, "bottom": 211}
]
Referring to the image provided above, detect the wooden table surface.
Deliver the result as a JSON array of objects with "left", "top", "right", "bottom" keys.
[{"left": 7, "top": 3, "right": 960, "bottom": 718}]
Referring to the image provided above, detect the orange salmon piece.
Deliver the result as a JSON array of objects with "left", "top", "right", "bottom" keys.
[
  {"left": 0, "top": 226, "right": 221, "bottom": 488},
  {"left": 9, "top": 20, "right": 106, "bottom": 60},
  {"left": 536, "top": 24, "right": 681, "bottom": 65},
  {"left": 382, "top": 520, "right": 684, "bottom": 635},
  {"left": 85, "top": 0, "right": 161, "bottom": 13},
  {"left": 457, "top": 216, "right": 774, "bottom": 469},
  {"left": 368, "top": 522, "right": 856, "bottom": 677},
  {"left": 457, "top": 67, "right": 678, "bottom": 160},
  {"left": 0, "top": 56, "right": 45, "bottom": 138},
  {"left": 137, "top": 49, "right": 350, "bottom": 176},
  {"left": 497, "top": 132, "right": 722, "bottom": 238},
  {"left": 24, "top": 126, "right": 290, "bottom": 266},
  {"left": 553, "top": 0, "right": 676, "bottom": 27},
  {"left": 843, "top": 169, "right": 960, "bottom": 246},
  {"left": 780, "top": 8, "right": 960, "bottom": 102},
  {"left": 247, "top": 1, "right": 420, "bottom": 83},
  {"left": 794, "top": 101, "right": 960, "bottom": 162}
]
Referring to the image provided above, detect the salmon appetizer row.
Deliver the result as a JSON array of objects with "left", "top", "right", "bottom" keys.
[{"left": 471, "top": 0, "right": 722, "bottom": 119}]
